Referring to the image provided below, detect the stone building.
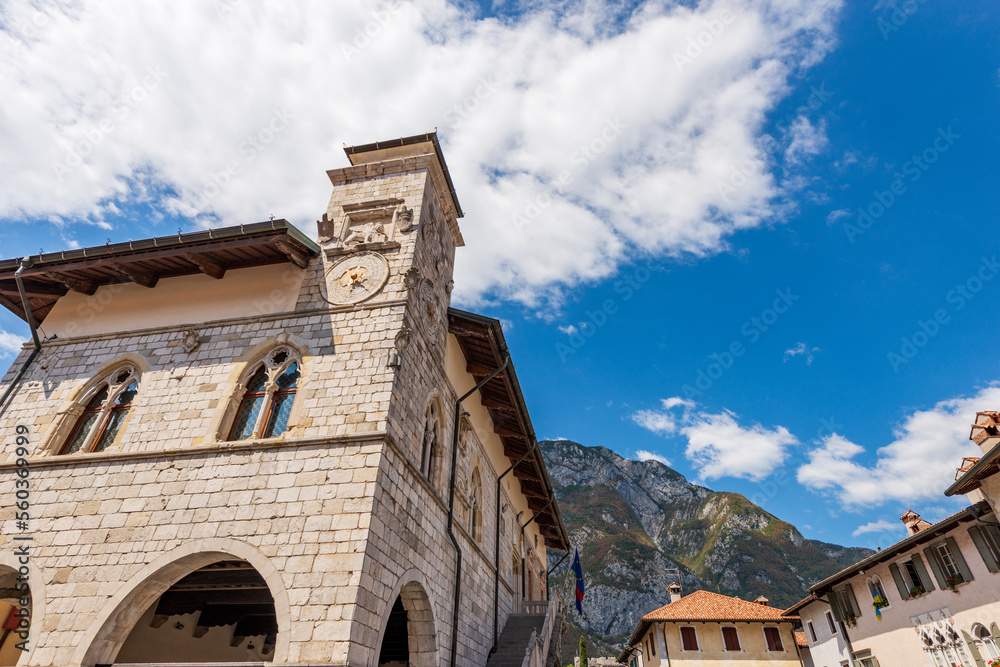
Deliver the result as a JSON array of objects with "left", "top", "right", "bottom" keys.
[{"left": 0, "top": 132, "right": 569, "bottom": 666}]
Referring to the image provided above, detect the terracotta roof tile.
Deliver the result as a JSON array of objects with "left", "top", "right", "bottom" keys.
[
  {"left": 641, "top": 590, "right": 797, "bottom": 622},
  {"left": 794, "top": 631, "right": 808, "bottom": 648}
]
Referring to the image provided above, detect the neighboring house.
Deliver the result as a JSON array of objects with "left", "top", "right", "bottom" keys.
[
  {"left": 617, "top": 586, "right": 804, "bottom": 666},
  {"left": 0, "top": 132, "right": 569, "bottom": 667},
  {"left": 785, "top": 410, "right": 1000, "bottom": 667}
]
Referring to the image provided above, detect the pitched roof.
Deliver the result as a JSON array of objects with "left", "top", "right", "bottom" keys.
[
  {"left": 641, "top": 590, "right": 796, "bottom": 622},
  {"left": 794, "top": 631, "right": 808, "bottom": 648},
  {"left": 620, "top": 590, "right": 798, "bottom": 662},
  {"left": 782, "top": 594, "right": 816, "bottom": 616},
  {"left": 809, "top": 501, "right": 991, "bottom": 594}
]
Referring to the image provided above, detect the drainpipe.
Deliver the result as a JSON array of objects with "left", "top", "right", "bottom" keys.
[
  {"left": 447, "top": 354, "right": 509, "bottom": 667},
  {"left": 545, "top": 550, "right": 570, "bottom": 602},
  {"left": 517, "top": 498, "right": 553, "bottom": 609},
  {"left": 818, "top": 593, "right": 856, "bottom": 665},
  {"left": 492, "top": 440, "right": 539, "bottom": 654},
  {"left": 0, "top": 259, "right": 42, "bottom": 413}
]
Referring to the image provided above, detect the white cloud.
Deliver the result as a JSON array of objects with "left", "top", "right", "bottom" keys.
[
  {"left": 784, "top": 342, "right": 819, "bottom": 364},
  {"left": 0, "top": 330, "right": 25, "bottom": 357},
  {"left": 633, "top": 408, "right": 678, "bottom": 435},
  {"left": 0, "top": 0, "right": 841, "bottom": 307},
  {"left": 636, "top": 450, "right": 671, "bottom": 466},
  {"left": 825, "top": 208, "right": 850, "bottom": 225},
  {"left": 784, "top": 116, "right": 828, "bottom": 165},
  {"left": 852, "top": 519, "right": 904, "bottom": 538},
  {"left": 558, "top": 324, "right": 578, "bottom": 336},
  {"left": 797, "top": 385, "right": 1000, "bottom": 508},
  {"left": 632, "top": 399, "right": 799, "bottom": 481}
]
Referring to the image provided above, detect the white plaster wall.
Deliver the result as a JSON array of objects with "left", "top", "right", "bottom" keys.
[{"left": 40, "top": 264, "right": 305, "bottom": 339}]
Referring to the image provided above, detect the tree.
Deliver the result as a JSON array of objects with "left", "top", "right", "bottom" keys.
[{"left": 578, "top": 636, "right": 588, "bottom": 667}]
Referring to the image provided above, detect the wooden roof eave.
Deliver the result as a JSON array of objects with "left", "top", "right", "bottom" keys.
[
  {"left": 448, "top": 308, "right": 571, "bottom": 552},
  {"left": 0, "top": 220, "right": 320, "bottom": 324}
]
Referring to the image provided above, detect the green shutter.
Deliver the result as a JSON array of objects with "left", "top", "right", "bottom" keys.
[
  {"left": 946, "top": 536, "right": 975, "bottom": 582},
  {"left": 912, "top": 553, "right": 936, "bottom": 591},
  {"left": 870, "top": 658, "right": 881, "bottom": 667},
  {"left": 924, "top": 547, "right": 949, "bottom": 589},
  {"left": 844, "top": 584, "right": 862, "bottom": 618},
  {"left": 829, "top": 592, "right": 844, "bottom": 624},
  {"left": 963, "top": 629, "right": 987, "bottom": 667},
  {"left": 992, "top": 622, "right": 1000, "bottom": 645},
  {"left": 969, "top": 526, "right": 1000, "bottom": 572},
  {"left": 889, "top": 563, "right": 911, "bottom": 599},
  {"left": 985, "top": 525, "right": 1000, "bottom": 554}
]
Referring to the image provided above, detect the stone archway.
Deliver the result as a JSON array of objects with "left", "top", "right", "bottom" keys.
[
  {"left": 0, "top": 553, "right": 44, "bottom": 667},
  {"left": 374, "top": 574, "right": 437, "bottom": 667},
  {"left": 74, "top": 540, "right": 290, "bottom": 667}
]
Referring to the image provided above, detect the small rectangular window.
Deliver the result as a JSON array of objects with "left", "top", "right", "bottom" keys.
[
  {"left": 936, "top": 543, "right": 961, "bottom": 578},
  {"left": 807, "top": 621, "right": 817, "bottom": 643},
  {"left": 722, "top": 627, "right": 741, "bottom": 651},
  {"left": 827, "top": 611, "right": 837, "bottom": 634},
  {"left": 680, "top": 626, "right": 699, "bottom": 651},
  {"left": 764, "top": 627, "right": 784, "bottom": 652},
  {"left": 650, "top": 631, "right": 657, "bottom": 656}
]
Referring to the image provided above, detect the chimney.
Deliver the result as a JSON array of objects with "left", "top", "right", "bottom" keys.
[
  {"left": 900, "top": 510, "right": 932, "bottom": 535},
  {"left": 754, "top": 596, "right": 770, "bottom": 606},
  {"left": 668, "top": 582, "right": 682, "bottom": 604},
  {"left": 970, "top": 411, "right": 1000, "bottom": 455}
]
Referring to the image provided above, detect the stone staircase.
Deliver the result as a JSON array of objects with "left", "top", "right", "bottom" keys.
[{"left": 486, "top": 613, "right": 547, "bottom": 667}]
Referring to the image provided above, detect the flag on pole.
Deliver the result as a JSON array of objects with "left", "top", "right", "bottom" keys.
[{"left": 572, "top": 548, "right": 585, "bottom": 614}]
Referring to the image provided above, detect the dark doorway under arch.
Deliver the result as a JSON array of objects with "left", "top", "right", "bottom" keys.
[
  {"left": 114, "top": 560, "right": 277, "bottom": 664},
  {"left": 378, "top": 596, "right": 408, "bottom": 666}
]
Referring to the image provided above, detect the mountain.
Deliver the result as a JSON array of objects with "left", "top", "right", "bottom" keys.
[{"left": 541, "top": 440, "right": 873, "bottom": 661}]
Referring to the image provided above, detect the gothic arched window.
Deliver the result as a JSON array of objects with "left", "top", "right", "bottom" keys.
[
  {"left": 228, "top": 347, "right": 301, "bottom": 441},
  {"left": 471, "top": 467, "right": 483, "bottom": 543},
  {"left": 60, "top": 366, "right": 140, "bottom": 455},
  {"left": 420, "top": 398, "right": 443, "bottom": 484}
]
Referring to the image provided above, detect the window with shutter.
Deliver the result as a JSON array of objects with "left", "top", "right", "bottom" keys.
[
  {"left": 764, "top": 627, "right": 784, "bottom": 651},
  {"left": 722, "top": 627, "right": 740, "bottom": 651},
  {"left": 969, "top": 525, "right": 1000, "bottom": 572},
  {"left": 826, "top": 611, "right": 837, "bottom": 635},
  {"left": 680, "top": 626, "right": 699, "bottom": 651},
  {"left": 807, "top": 621, "right": 817, "bottom": 643}
]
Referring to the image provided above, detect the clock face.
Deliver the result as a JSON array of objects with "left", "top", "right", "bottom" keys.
[{"left": 320, "top": 252, "right": 389, "bottom": 305}]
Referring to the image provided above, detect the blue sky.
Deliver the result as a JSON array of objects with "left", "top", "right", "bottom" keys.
[{"left": 1, "top": 0, "right": 998, "bottom": 549}]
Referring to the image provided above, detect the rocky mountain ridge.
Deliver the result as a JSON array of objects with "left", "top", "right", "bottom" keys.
[{"left": 541, "top": 439, "right": 873, "bottom": 659}]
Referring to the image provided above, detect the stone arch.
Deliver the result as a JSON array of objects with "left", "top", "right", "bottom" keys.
[
  {"left": 74, "top": 539, "right": 290, "bottom": 667},
  {"left": 372, "top": 569, "right": 438, "bottom": 667},
  {"left": 0, "top": 552, "right": 45, "bottom": 666}
]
